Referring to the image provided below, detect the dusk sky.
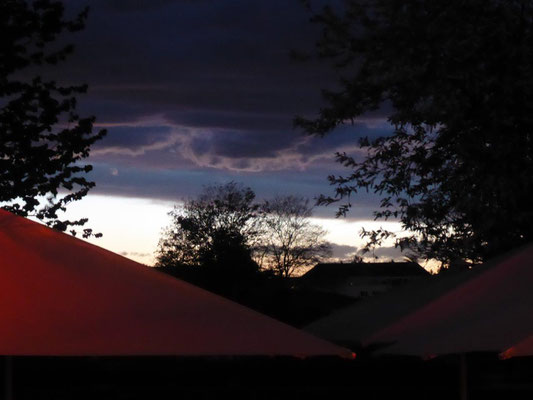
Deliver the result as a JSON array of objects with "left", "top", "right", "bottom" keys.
[{"left": 56, "top": 0, "right": 406, "bottom": 266}]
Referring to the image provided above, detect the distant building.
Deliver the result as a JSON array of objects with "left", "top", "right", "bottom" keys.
[{"left": 298, "top": 262, "right": 430, "bottom": 298}]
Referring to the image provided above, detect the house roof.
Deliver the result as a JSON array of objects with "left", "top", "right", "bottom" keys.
[
  {"left": 0, "top": 209, "right": 352, "bottom": 357},
  {"left": 301, "top": 262, "right": 429, "bottom": 283}
]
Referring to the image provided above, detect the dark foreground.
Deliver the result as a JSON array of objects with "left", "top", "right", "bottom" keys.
[{"left": 2, "top": 353, "right": 533, "bottom": 399}]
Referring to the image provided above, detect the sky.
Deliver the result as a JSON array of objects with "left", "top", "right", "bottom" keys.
[{"left": 50, "top": 0, "right": 407, "bottom": 266}]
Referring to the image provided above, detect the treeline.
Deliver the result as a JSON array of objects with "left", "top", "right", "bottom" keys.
[
  {"left": 153, "top": 182, "right": 352, "bottom": 325},
  {"left": 155, "top": 181, "right": 332, "bottom": 278}
]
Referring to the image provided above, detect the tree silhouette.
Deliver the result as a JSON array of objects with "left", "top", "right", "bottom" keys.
[
  {"left": 0, "top": 0, "right": 106, "bottom": 237},
  {"left": 156, "top": 182, "right": 261, "bottom": 276},
  {"left": 256, "top": 196, "right": 331, "bottom": 277},
  {"left": 297, "top": 0, "right": 533, "bottom": 269}
]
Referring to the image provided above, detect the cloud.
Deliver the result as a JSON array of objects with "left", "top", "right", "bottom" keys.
[
  {"left": 328, "top": 243, "right": 359, "bottom": 260},
  {"left": 66, "top": 0, "right": 393, "bottom": 176},
  {"left": 88, "top": 120, "right": 387, "bottom": 174},
  {"left": 99, "top": 0, "right": 182, "bottom": 13},
  {"left": 92, "top": 125, "right": 177, "bottom": 157},
  {"left": 65, "top": 0, "right": 392, "bottom": 134},
  {"left": 119, "top": 251, "right": 151, "bottom": 258},
  {"left": 64, "top": 0, "right": 342, "bottom": 125},
  {"left": 57, "top": 0, "right": 395, "bottom": 224},
  {"left": 361, "top": 246, "right": 407, "bottom": 261},
  {"left": 327, "top": 243, "right": 408, "bottom": 263}
]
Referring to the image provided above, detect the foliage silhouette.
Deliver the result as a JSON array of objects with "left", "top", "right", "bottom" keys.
[
  {"left": 0, "top": 0, "right": 106, "bottom": 237},
  {"left": 157, "top": 263, "right": 356, "bottom": 328},
  {"left": 156, "top": 182, "right": 261, "bottom": 287},
  {"left": 156, "top": 184, "right": 355, "bottom": 323},
  {"left": 256, "top": 195, "right": 332, "bottom": 277},
  {"left": 297, "top": 0, "right": 533, "bottom": 269}
]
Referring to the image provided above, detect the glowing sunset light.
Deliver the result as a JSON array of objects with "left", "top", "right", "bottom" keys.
[{"left": 60, "top": 195, "right": 405, "bottom": 267}]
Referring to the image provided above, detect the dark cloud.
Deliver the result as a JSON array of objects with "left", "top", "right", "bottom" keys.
[
  {"left": 189, "top": 129, "right": 295, "bottom": 159},
  {"left": 88, "top": 120, "right": 389, "bottom": 174},
  {"left": 101, "top": 0, "right": 181, "bottom": 13},
  {"left": 295, "top": 123, "right": 393, "bottom": 157},
  {"left": 94, "top": 125, "right": 173, "bottom": 149},
  {"left": 328, "top": 243, "right": 359, "bottom": 260},
  {"left": 326, "top": 244, "right": 407, "bottom": 262},
  {"left": 119, "top": 251, "right": 151, "bottom": 258},
  {"left": 65, "top": 0, "right": 335, "bottom": 117},
  {"left": 363, "top": 246, "right": 406, "bottom": 261},
  {"left": 56, "top": 0, "right": 393, "bottom": 223},
  {"left": 166, "top": 109, "right": 293, "bottom": 131},
  {"left": 86, "top": 160, "right": 388, "bottom": 223}
]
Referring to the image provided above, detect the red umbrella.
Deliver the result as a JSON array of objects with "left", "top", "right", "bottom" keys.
[
  {"left": 365, "top": 243, "right": 533, "bottom": 358},
  {"left": 500, "top": 334, "right": 533, "bottom": 359},
  {"left": 0, "top": 209, "right": 352, "bottom": 357},
  {"left": 305, "top": 269, "right": 477, "bottom": 346}
]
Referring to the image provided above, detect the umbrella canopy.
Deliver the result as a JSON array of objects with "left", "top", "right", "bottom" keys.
[
  {"left": 0, "top": 209, "right": 351, "bottom": 357},
  {"left": 305, "top": 269, "right": 478, "bottom": 346},
  {"left": 500, "top": 334, "right": 533, "bottom": 359},
  {"left": 364, "top": 243, "right": 533, "bottom": 357}
]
